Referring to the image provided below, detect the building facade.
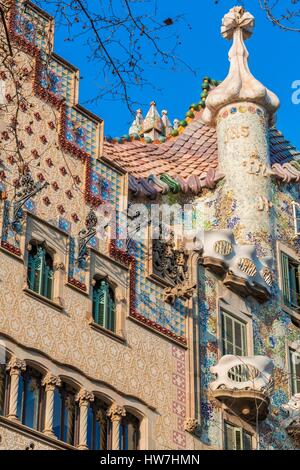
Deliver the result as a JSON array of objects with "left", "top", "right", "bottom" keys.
[{"left": 0, "top": 1, "right": 299, "bottom": 451}]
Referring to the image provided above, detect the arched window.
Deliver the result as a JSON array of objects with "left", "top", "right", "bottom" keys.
[
  {"left": 52, "top": 382, "right": 79, "bottom": 446},
  {"left": 0, "top": 350, "right": 10, "bottom": 417},
  {"left": 119, "top": 412, "right": 140, "bottom": 450},
  {"left": 16, "top": 367, "right": 45, "bottom": 431},
  {"left": 86, "top": 397, "right": 111, "bottom": 450},
  {"left": 92, "top": 279, "right": 115, "bottom": 332},
  {"left": 28, "top": 242, "right": 54, "bottom": 299}
]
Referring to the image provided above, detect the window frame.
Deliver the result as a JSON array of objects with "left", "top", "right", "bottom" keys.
[
  {"left": 289, "top": 347, "right": 300, "bottom": 395},
  {"left": 86, "top": 397, "right": 111, "bottom": 450},
  {"left": 92, "top": 277, "right": 116, "bottom": 332},
  {"left": 89, "top": 250, "right": 129, "bottom": 339},
  {"left": 278, "top": 242, "right": 300, "bottom": 324},
  {"left": 52, "top": 381, "right": 79, "bottom": 446},
  {"left": 24, "top": 214, "right": 68, "bottom": 308},
  {"left": 119, "top": 412, "right": 140, "bottom": 450},
  {"left": 224, "top": 421, "right": 253, "bottom": 450},
  {"left": 17, "top": 367, "right": 45, "bottom": 431},
  {"left": 27, "top": 242, "right": 54, "bottom": 300},
  {"left": 220, "top": 309, "right": 248, "bottom": 357},
  {"left": 0, "top": 351, "right": 10, "bottom": 417},
  {"left": 292, "top": 201, "right": 300, "bottom": 237}
]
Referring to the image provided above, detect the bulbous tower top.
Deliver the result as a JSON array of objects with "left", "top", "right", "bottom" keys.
[{"left": 202, "top": 6, "right": 280, "bottom": 127}]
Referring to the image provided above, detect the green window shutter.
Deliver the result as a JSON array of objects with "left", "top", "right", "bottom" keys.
[
  {"left": 281, "top": 252, "right": 290, "bottom": 305},
  {"left": 93, "top": 280, "right": 115, "bottom": 331}
]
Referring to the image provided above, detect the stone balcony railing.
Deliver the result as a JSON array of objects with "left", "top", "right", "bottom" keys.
[
  {"left": 210, "top": 355, "right": 274, "bottom": 422},
  {"left": 282, "top": 394, "right": 300, "bottom": 446}
]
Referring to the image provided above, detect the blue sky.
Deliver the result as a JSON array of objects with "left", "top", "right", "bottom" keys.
[{"left": 49, "top": 0, "right": 300, "bottom": 147}]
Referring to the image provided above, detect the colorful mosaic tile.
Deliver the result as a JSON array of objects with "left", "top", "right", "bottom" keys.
[
  {"left": 66, "top": 107, "right": 98, "bottom": 157},
  {"left": 14, "top": 1, "right": 50, "bottom": 50}
]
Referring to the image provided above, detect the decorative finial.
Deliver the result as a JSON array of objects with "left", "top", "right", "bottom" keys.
[
  {"left": 161, "top": 110, "right": 173, "bottom": 136},
  {"left": 129, "top": 108, "right": 144, "bottom": 135},
  {"left": 202, "top": 6, "right": 279, "bottom": 127},
  {"left": 221, "top": 6, "right": 254, "bottom": 40},
  {"left": 143, "top": 101, "right": 164, "bottom": 141}
]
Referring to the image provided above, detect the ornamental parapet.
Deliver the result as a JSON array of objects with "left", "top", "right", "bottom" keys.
[{"left": 210, "top": 355, "right": 274, "bottom": 422}]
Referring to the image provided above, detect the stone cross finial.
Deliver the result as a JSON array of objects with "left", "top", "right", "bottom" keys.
[
  {"left": 202, "top": 7, "right": 279, "bottom": 127},
  {"left": 221, "top": 6, "right": 254, "bottom": 40}
]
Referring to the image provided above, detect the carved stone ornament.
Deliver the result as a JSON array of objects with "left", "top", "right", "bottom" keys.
[
  {"left": 41, "top": 373, "right": 62, "bottom": 391},
  {"left": 164, "top": 283, "right": 196, "bottom": 305},
  {"left": 75, "top": 388, "right": 94, "bottom": 406},
  {"left": 202, "top": 6, "right": 279, "bottom": 126},
  {"left": 106, "top": 403, "right": 126, "bottom": 421},
  {"left": 6, "top": 356, "right": 26, "bottom": 374},
  {"left": 153, "top": 234, "right": 189, "bottom": 287},
  {"left": 77, "top": 209, "right": 98, "bottom": 266},
  {"left": 184, "top": 418, "right": 198, "bottom": 434}
]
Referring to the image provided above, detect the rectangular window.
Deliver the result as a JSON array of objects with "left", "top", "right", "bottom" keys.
[
  {"left": 289, "top": 348, "right": 300, "bottom": 395},
  {"left": 292, "top": 201, "right": 300, "bottom": 236},
  {"left": 281, "top": 252, "right": 300, "bottom": 309},
  {"left": 221, "top": 310, "right": 247, "bottom": 356},
  {"left": 224, "top": 422, "right": 252, "bottom": 450}
]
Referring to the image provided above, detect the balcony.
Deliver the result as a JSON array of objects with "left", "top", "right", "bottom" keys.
[
  {"left": 210, "top": 355, "right": 274, "bottom": 422},
  {"left": 282, "top": 394, "right": 300, "bottom": 446},
  {"left": 200, "top": 230, "right": 273, "bottom": 303}
]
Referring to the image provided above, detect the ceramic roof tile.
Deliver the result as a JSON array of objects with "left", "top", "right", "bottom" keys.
[{"left": 103, "top": 118, "right": 299, "bottom": 180}]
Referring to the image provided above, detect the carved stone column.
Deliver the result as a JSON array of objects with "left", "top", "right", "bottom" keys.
[
  {"left": 76, "top": 389, "right": 94, "bottom": 450},
  {"left": 6, "top": 357, "right": 26, "bottom": 421},
  {"left": 42, "top": 373, "right": 61, "bottom": 438},
  {"left": 107, "top": 403, "right": 126, "bottom": 450}
]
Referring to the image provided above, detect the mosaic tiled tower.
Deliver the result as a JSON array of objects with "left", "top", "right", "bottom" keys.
[{"left": 203, "top": 7, "right": 279, "bottom": 257}]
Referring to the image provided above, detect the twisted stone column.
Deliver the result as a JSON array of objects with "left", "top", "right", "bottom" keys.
[
  {"left": 6, "top": 357, "right": 26, "bottom": 421},
  {"left": 107, "top": 403, "right": 126, "bottom": 450},
  {"left": 76, "top": 389, "right": 94, "bottom": 450},
  {"left": 42, "top": 373, "right": 61, "bottom": 438}
]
